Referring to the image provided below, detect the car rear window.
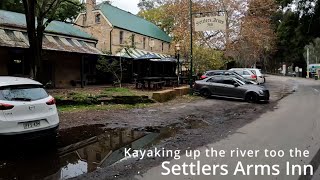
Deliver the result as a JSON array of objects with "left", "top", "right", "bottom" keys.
[
  {"left": 250, "top": 70, "right": 257, "bottom": 75},
  {"left": 235, "top": 70, "right": 244, "bottom": 75},
  {"left": 0, "top": 84, "right": 48, "bottom": 101}
]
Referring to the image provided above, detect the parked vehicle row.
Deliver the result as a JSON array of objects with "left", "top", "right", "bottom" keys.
[
  {"left": 200, "top": 70, "right": 258, "bottom": 85},
  {"left": 195, "top": 68, "right": 269, "bottom": 103}
]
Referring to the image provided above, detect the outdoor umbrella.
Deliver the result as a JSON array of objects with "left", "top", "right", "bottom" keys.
[
  {"left": 153, "top": 57, "right": 177, "bottom": 62},
  {"left": 134, "top": 53, "right": 161, "bottom": 60}
]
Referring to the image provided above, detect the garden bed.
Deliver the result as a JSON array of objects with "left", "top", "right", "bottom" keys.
[{"left": 53, "top": 87, "right": 155, "bottom": 106}]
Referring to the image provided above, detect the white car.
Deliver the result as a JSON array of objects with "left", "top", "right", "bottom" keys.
[
  {"left": 248, "top": 68, "right": 265, "bottom": 84},
  {"left": 229, "top": 68, "right": 257, "bottom": 81},
  {"left": 0, "top": 77, "right": 59, "bottom": 135}
]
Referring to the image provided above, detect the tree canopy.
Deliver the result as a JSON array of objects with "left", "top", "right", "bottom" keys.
[
  {"left": 137, "top": 0, "right": 320, "bottom": 73},
  {"left": 0, "top": 0, "right": 83, "bottom": 22}
]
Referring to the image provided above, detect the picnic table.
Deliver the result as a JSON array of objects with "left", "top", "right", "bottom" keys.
[
  {"left": 136, "top": 77, "right": 165, "bottom": 89},
  {"left": 162, "top": 77, "right": 178, "bottom": 86},
  {"left": 179, "top": 76, "right": 189, "bottom": 84}
]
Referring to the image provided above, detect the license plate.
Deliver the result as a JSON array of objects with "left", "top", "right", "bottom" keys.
[{"left": 23, "top": 121, "right": 41, "bottom": 129}]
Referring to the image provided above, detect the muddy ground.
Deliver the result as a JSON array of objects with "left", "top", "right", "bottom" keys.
[{"left": 60, "top": 76, "right": 296, "bottom": 180}]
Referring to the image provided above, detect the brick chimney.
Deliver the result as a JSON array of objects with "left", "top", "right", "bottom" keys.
[{"left": 85, "top": 0, "right": 96, "bottom": 26}]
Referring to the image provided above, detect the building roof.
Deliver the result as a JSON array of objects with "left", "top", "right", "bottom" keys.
[
  {"left": 0, "top": 76, "right": 42, "bottom": 87},
  {"left": 0, "top": 28, "right": 102, "bottom": 55},
  {"left": 0, "top": 10, "right": 95, "bottom": 40},
  {"left": 96, "top": 2, "right": 171, "bottom": 43}
]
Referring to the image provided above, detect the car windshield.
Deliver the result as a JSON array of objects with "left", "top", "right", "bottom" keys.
[
  {"left": 230, "top": 71, "right": 242, "bottom": 76},
  {"left": 233, "top": 76, "right": 251, "bottom": 84},
  {"left": 234, "top": 78, "right": 246, "bottom": 85},
  {"left": 0, "top": 84, "right": 48, "bottom": 101},
  {"left": 229, "top": 71, "right": 246, "bottom": 79}
]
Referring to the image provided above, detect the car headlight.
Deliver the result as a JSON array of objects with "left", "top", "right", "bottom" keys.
[{"left": 258, "top": 90, "right": 264, "bottom": 95}]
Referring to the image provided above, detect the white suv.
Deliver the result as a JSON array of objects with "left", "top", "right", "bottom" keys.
[
  {"left": 229, "top": 68, "right": 257, "bottom": 81},
  {"left": 0, "top": 77, "right": 59, "bottom": 135}
]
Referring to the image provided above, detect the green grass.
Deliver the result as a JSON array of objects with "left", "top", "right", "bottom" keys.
[
  {"left": 102, "top": 87, "right": 136, "bottom": 97},
  {"left": 58, "top": 103, "right": 151, "bottom": 113}
]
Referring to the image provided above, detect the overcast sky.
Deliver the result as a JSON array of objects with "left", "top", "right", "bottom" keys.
[{"left": 97, "top": 0, "right": 140, "bottom": 14}]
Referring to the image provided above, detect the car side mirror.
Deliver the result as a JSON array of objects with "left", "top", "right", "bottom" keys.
[{"left": 234, "top": 83, "right": 239, "bottom": 87}]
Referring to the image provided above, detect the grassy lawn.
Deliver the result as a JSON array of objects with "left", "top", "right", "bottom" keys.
[
  {"left": 102, "top": 87, "right": 136, "bottom": 97},
  {"left": 58, "top": 103, "right": 152, "bottom": 113}
]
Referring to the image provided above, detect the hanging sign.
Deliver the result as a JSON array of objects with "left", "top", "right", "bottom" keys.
[{"left": 194, "top": 16, "right": 226, "bottom": 32}]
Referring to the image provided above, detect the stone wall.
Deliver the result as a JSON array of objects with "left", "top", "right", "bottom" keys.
[
  {"left": 76, "top": 13, "right": 113, "bottom": 53},
  {"left": 52, "top": 53, "right": 81, "bottom": 88},
  {"left": 111, "top": 28, "right": 170, "bottom": 55}
]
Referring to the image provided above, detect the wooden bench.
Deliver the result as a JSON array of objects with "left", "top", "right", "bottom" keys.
[
  {"left": 136, "top": 81, "right": 146, "bottom": 89},
  {"left": 71, "top": 80, "right": 87, "bottom": 87}
]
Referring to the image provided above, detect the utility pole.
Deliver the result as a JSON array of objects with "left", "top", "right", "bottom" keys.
[
  {"left": 307, "top": 47, "right": 310, "bottom": 78},
  {"left": 189, "top": 0, "right": 193, "bottom": 90}
]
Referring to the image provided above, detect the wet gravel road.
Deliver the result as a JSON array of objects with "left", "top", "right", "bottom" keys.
[{"left": 71, "top": 75, "right": 296, "bottom": 180}]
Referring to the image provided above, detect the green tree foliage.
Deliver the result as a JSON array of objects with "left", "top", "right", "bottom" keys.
[
  {"left": 137, "top": 0, "right": 155, "bottom": 11},
  {"left": 0, "top": 0, "right": 24, "bottom": 13},
  {"left": 96, "top": 56, "right": 126, "bottom": 87},
  {"left": 272, "top": 0, "right": 320, "bottom": 73},
  {"left": 304, "top": 38, "right": 320, "bottom": 64},
  {"left": 193, "top": 47, "right": 225, "bottom": 74},
  {"left": 1, "top": 0, "right": 83, "bottom": 21},
  {"left": 138, "top": 5, "right": 173, "bottom": 34}
]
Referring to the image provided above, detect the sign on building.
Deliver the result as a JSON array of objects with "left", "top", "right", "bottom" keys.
[{"left": 194, "top": 16, "right": 226, "bottom": 32}]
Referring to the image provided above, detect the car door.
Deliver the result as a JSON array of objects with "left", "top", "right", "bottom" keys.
[
  {"left": 205, "top": 77, "right": 223, "bottom": 95},
  {"left": 220, "top": 78, "right": 245, "bottom": 98}
]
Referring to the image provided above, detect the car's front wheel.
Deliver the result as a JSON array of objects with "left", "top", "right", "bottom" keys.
[
  {"left": 245, "top": 92, "right": 258, "bottom": 103},
  {"left": 200, "top": 89, "right": 211, "bottom": 98}
]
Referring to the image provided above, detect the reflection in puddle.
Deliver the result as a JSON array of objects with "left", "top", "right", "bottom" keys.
[
  {"left": 0, "top": 126, "right": 177, "bottom": 180},
  {"left": 58, "top": 129, "right": 146, "bottom": 179}
]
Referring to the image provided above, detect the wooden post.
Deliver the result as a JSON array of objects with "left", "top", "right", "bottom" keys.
[{"left": 81, "top": 55, "right": 85, "bottom": 88}]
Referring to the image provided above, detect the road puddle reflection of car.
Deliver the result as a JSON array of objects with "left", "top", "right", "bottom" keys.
[{"left": 0, "top": 126, "right": 178, "bottom": 179}]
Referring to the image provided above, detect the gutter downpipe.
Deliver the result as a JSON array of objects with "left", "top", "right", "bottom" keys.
[{"left": 110, "top": 28, "right": 113, "bottom": 54}]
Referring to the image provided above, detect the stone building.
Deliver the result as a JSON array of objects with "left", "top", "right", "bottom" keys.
[{"left": 75, "top": 0, "right": 172, "bottom": 58}]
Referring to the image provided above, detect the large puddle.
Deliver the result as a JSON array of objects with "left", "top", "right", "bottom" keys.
[{"left": 0, "top": 126, "right": 179, "bottom": 180}]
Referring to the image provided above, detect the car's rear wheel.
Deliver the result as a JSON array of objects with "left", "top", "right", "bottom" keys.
[
  {"left": 200, "top": 89, "right": 211, "bottom": 98},
  {"left": 246, "top": 92, "right": 258, "bottom": 103}
]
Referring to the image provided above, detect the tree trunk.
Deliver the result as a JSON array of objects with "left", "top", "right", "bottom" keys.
[
  {"left": 22, "top": 0, "right": 46, "bottom": 81},
  {"left": 35, "top": 17, "right": 45, "bottom": 82},
  {"left": 23, "top": 0, "right": 37, "bottom": 79}
]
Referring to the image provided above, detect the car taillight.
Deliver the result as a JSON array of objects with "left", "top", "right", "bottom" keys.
[
  {"left": 200, "top": 75, "right": 207, "bottom": 79},
  {"left": 0, "top": 103, "right": 14, "bottom": 110},
  {"left": 46, "top": 98, "right": 56, "bottom": 105},
  {"left": 251, "top": 75, "right": 257, "bottom": 79}
]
